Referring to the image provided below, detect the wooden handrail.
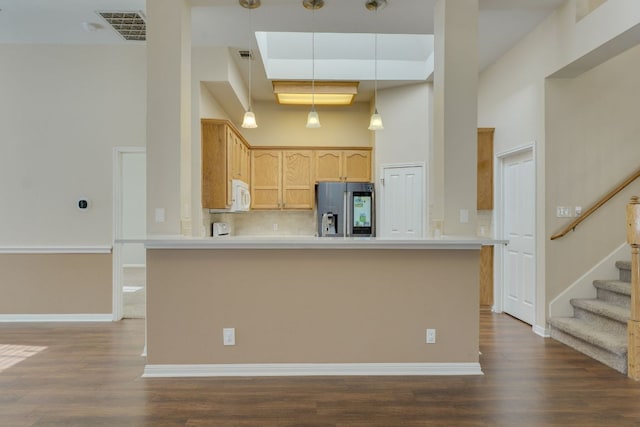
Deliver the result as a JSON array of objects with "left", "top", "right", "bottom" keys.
[
  {"left": 626, "top": 196, "right": 640, "bottom": 380},
  {"left": 550, "top": 166, "right": 640, "bottom": 240}
]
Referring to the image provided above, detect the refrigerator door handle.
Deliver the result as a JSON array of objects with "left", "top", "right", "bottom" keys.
[{"left": 345, "top": 191, "right": 351, "bottom": 237}]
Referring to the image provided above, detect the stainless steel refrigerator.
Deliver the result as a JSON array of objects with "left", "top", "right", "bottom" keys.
[{"left": 316, "top": 182, "right": 375, "bottom": 237}]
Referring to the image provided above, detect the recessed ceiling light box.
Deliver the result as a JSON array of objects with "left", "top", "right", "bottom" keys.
[{"left": 272, "top": 81, "right": 359, "bottom": 106}]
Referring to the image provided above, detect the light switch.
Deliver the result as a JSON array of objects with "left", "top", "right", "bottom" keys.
[
  {"left": 459, "top": 209, "right": 469, "bottom": 224},
  {"left": 155, "top": 208, "right": 165, "bottom": 223}
]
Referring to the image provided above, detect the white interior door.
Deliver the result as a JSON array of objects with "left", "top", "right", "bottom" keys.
[
  {"left": 502, "top": 149, "right": 535, "bottom": 324},
  {"left": 380, "top": 165, "right": 424, "bottom": 238}
]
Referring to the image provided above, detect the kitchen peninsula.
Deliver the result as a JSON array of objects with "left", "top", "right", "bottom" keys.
[{"left": 142, "top": 236, "right": 502, "bottom": 377}]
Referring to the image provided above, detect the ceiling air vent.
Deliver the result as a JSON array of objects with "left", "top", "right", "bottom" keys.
[
  {"left": 238, "top": 50, "right": 253, "bottom": 60},
  {"left": 97, "top": 11, "right": 146, "bottom": 41}
]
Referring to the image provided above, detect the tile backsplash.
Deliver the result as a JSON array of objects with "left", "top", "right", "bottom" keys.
[
  {"left": 210, "top": 211, "right": 316, "bottom": 236},
  {"left": 476, "top": 210, "right": 493, "bottom": 237}
]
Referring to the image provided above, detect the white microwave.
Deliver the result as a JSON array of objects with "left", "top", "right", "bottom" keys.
[{"left": 230, "top": 179, "right": 251, "bottom": 212}]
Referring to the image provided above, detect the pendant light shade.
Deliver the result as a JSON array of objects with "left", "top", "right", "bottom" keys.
[
  {"left": 241, "top": 0, "right": 258, "bottom": 128},
  {"left": 368, "top": 108, "right": 384, "bottom": 130},
  {"left": 306, "top": 3, "right": 322, "bottom": 128},
  {"left": 306, "top": 106, "right": 321, "bottom": 128},
  {"left": 368, "top": 2, "right": 384, "bottom": 131},
  {"left": 242, "top": 108, "right": 257, "bottom": 128}
]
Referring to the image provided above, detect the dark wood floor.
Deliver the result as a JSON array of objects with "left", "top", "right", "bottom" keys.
[{"left": 1, "top": 312, "right": 640, "bottom": 427}]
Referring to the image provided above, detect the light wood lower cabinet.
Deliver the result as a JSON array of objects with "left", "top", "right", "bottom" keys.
[
  {"left": 480, "top": 245, "right": 494, "bottom": 307},
  {"left": 314, "top": 149, "right": 372, "bottom": 182},
  {"left": 251, "top": 150, "right": 314, "bottom": 210}
]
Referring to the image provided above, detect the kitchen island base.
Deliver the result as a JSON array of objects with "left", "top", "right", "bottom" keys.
[{"left": 145, "top": 244, "right": 482, "bottom": 376}]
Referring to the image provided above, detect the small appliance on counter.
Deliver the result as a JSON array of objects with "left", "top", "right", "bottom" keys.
[
  {"left": 316, "top": 182, "right": 375, "bottom": 237},
  {"left": 212, "top": 222, "right": 230, "bottom": 237}
]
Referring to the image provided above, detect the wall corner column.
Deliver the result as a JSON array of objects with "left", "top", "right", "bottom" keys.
[
  {"left": 433, "top": 0, "right": 479, "bottom": 236},
  {"left": 146, "top": 0, "right": 192, "bottom": 236}
]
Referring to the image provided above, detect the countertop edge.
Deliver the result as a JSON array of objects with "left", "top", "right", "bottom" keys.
[{"left": 116, "top": 236, "right": 508, "bottom": 250}]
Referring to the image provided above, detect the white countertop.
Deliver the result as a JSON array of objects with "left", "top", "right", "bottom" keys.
[{"left": 117, "top": 235, "right": 507, "bottom": 250}]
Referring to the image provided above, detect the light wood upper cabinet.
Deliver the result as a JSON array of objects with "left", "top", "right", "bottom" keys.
[
  {"left": 343, "top": 150, "right": 371, "bottom": 182},
  {"left": 201, "top": 119, "right": 251, "bottom": 209},
  {"left": 477, "top": 128, "right": 495, "bottom": 210},
  {"left": 202, "top": 121, "right": 371, "bottom": 211},
  {"left": 314, "top": 151, "right": 342, "bottom": 182},
  {"left": 314, "top": 149, "right": 371, "bottom": 183},
  {"left": 282, "top": 150, "right": 314, "bottom": 209},
  {"left": 251, "top": 149, "right": 314, "bottom": 210},
  {"left": 251, "top": 150, "right": 282, "bottom": 210}
]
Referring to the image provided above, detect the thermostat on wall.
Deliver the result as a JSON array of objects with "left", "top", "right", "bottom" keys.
[{"left": 77, "top": 198, "right": 90, "bottom": 211}]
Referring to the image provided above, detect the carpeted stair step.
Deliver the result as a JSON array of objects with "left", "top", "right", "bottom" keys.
[
  {"left": 549, "top": 316, "right": 627, "bottom": 374},
  {"left": 615, "top": 260, "right": 631, "bottom": 282},
  {"left": 570, "top": 298, "right": 629, "bottom": 335},
  {"left": 593, "top": 279, "right": 631, "bottom": 308}
]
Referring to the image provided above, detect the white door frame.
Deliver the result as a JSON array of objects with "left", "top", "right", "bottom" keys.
[
  {"left": 112, "top": 146, "right": 146, "bottom": 321},
  {"left": 378, "top": 162, "right": 427, "bottom": 238},
  {"left": 494, "top": 143, "right": 536, "bottom": 327}
]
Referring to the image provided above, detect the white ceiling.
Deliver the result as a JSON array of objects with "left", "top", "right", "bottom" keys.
[{"left": 0, "top": 0, "right": 565, "bottom": 105}]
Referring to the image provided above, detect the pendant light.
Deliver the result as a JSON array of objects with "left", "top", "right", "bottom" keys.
[
  {"left": 368, "top": 0, "right": 384, "bottom": 131},
  {"left": 305, "top": 0, "right": 323, "bottom": 128},
  {"left": 241, "top": 0, "right": 259, "bottom": 128}
]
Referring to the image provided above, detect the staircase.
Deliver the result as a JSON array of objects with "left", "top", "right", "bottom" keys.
[{"left": 549, "top": 260, "right": 631, "bottom": 374}]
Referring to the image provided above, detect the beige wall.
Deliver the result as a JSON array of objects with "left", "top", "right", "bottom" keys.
[
  {"left": 0, "top": 254, "right": 112, "bottom": 314},
  {"left": 146, "top": 248, "right": 479, "bottom": 365},
  {"left": 0, "top": 44, "right": 146, "bottom": 246},
  {"left": 545, "top": 42, "right": 640, "bottom": 304},
  {"left": 236, "top": 101, "right": 372, "bottom": 148}
]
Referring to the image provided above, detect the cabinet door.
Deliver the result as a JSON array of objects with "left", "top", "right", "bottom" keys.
[
  {"left": 201, "top": 121, "right": 230, "bottom": 209},
  {"left": 314, "top": 151, "right": 343, "bottom": 182},
  {"left": 477, "top": 128, "right": 494, "bottom": 210},
  {"left": 230, "top": 129, "right": 242, "bottom": 180},
  {"left": 480, "top": 245, "right": 494, "bottom": 307},
  {"left": 225, "top": 129, "right": 236, "bottom": 206},
  {"left": 251, "top": 150, "right": 282, "bottom": 209},
  {"left": 240, "top": 143, "right": 251, "bottom": 185},
  {"left": 343, "top": 150, "right": 371, "bottom": 182},
  {"left": 282, "top": 150, "right": 314, "bottom": 210}
]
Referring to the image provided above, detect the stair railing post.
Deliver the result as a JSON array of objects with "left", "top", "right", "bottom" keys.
[{"left": 626, "top": 196, "right": 640, "bottom": 380}]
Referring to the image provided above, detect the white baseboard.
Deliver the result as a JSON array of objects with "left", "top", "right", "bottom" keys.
[
  {"left": 0, "top": 314, "right": 113, "bottom": 322},
  {"left": 533, "top": 324, "right": 550, "bottom": 338},
  {"left": 143, "top": 362, "right": 483, "bottom": 377}
]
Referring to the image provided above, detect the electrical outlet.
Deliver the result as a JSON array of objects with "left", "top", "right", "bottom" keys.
[
  {"left": 273, "top": 223, "right": 278, "bottom": 231},
  {"left": 426, "top": 328, "right": 436, "bottom": 344},
  {"left": 223, "top": 328, "right": 235, "bottom": 346}
]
